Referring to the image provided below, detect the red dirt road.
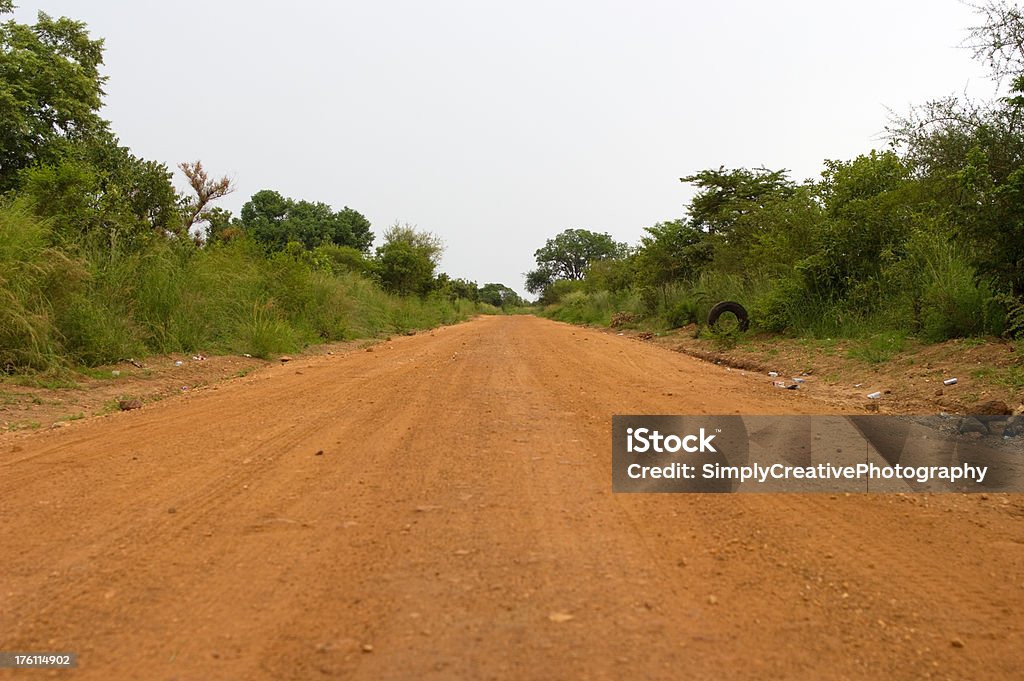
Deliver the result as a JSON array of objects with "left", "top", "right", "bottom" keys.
[{"left": 1, "top": 316, "right": 1022, "bottom": 680}]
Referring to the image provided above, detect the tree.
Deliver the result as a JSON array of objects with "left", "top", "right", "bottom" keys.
[
  {"left": 478, "top": 283, "right": 524, "bottom": 308},
  {"left": 0, "top": 5, "right": 108, "bottom": 190},
  {"left": 680, "top": 167, "right": 794, "bottom": 273},
  {"left": 375, "top": 223, "right": 443, "bottom": 296},
  {"left": 238, "top": 190, "right": 374, "bottom": 253},
  {"left": 634, "top": 219, "right": 712, "bottom": 291},
  {"left": 887, "top": 0, "right": 1024, "bottom": 299},
  {"left": 681, "top": 167, "right": 794, "bottom": 236},
  {"left": 524, "top": 265, "right": 555, "bottom": 296},
  {"left": 531, "top": 228, "right": 624, "bottom": 282},
  {"left": 18, "top": 133, "right": 181, "bottom": 251},
  {"left": 797, "top": 151, "right": 917, "bottom": 300},
  {"left": 179, "top": 161, "right": 233, "bottom": 238}
]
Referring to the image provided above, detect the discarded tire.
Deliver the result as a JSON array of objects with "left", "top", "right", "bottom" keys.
[{"left": 707, "top": 301, "right": 750, "bottom": 332}]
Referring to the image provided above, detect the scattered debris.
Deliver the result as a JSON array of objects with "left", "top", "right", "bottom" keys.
[
  {"left": 174, "top": 360, "right": 184, "bottom": 366},
  {"left": 111, "top": 370, "right": 121, "bottom": 377},
  {"left": 191, "top": 354, "right": 207, "bottom": 361},
  {"left": 243, "top": 353, "right": 252, "bottom": 358},
  {"left": 768, "top": 371, "right": 779, "bottom": 378},
  {"left": 867, "top": 391, "right": 882, "bottom": 399},
  {"left": 773, "top": 380, "right": 787, "bottom": 388},
  {"left": 943, "top": 377, "right": 958, "bottom": 386},
  {"left": 610, "top": 312, "right": 638, "bottom": 328}
]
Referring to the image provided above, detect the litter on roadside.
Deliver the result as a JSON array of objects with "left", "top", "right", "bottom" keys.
[
  {"left": 792, "top": 377, "right": 805, "bottom": 383},
  {"left": 867, "top": 391, "right": 882, "bottom": 399},
  {"left": 943, "top": 378, "right": 958, "bottom": 385},
  {"left": 768, "top": 371, "right": 779, "bottom": 377},
  {"left": 174, "top": 360, "right": 184, "bottom": 366}
]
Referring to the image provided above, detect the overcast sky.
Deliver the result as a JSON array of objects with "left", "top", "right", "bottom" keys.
[{"left": 14, "top": 1, "right": 995, "bottom": 295}]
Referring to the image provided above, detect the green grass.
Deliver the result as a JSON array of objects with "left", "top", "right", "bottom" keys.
[
  {"left": 5, "top": 420, "right": 41, "bottom": 431},
  {"left": 846, "top": 333, "right": 908, "bottom": 364},
  {"left": 972, "top": 365, "right": 1024, "bottom": 389},
  {"left": 0, "top": 200, "right": 490, "bottom": 374}
]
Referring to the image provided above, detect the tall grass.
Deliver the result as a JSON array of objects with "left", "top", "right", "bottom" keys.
[
  {"left": 0, "top": 201, "right": 486, "bottom": 372},
  {"left": 541, "top": 235, "right": 1005, "bottom": 344}
]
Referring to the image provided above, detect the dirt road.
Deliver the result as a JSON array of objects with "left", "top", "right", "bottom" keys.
[{"left": 1, "top": 316, "right": 1021, "bottom": 680}]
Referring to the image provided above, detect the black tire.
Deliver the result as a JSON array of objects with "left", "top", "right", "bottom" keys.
[{"left": 707, "top": 301, "right": 750, "bottom": 332}]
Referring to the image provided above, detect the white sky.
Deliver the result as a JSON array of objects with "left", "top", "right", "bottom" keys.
[{"left": 13, "top": 1, "right": 995, "bottom": 295}]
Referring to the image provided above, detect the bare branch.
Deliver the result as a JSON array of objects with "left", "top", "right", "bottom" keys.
[{"left": 179, "top": 160, "right": 234, "bottom": 232}]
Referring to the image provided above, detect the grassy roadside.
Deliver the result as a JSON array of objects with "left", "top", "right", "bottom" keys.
[
  {"left": 543, "top": 302, "right": 1024, "bottom": 414},
  {"left": 1, "top": 202, "right": 499, "bottom": 376}
]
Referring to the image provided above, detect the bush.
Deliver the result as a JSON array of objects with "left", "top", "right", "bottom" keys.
[{"left": 665, "top": 299, "right": 700, "bottom": 328}]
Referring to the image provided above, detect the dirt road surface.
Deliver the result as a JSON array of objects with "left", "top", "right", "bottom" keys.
[{"left": 2, "top": 316, "right": 1022, "bottom": 680}]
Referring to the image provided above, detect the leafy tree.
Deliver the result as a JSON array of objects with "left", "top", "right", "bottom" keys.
[
  {"left": 239, "top": 190, "right": 374, "bottom": 253},
  {"left": 681, "top": 167, "right": 794, "bottom": 236},
  {"left": 634, "top": 219, "right": 712, "bottom": 290},
  {"left": 529, "top": 228, "right": 625, "bottom": 288},
  {"left": 478, "top": 282, "right": 524, "bottom": 308},
  {"left": 375, "top": 223, "right": 443, "bottom": 296},
  {"left": 796, "top": 151, "right": 916, "bottom": 302},
  {"left": 524, "top": 265, "right": 555, "bottom": 296},
  {"left": 583, "top": 257, "right": 635, "bottom": 293},
  {"left": 18, "top": 134, "right": 180, "bottom": 251},
  {"left": 434, "top": 276, "right": 479, "bottom": 302},
  {"left": 888, "top": 0, "right": 1024, "bottom": 299},
  {"left": 680, "top": 166, "right": 794, "bottom": 272},
  {"left": 0, "top": 5, "right": 108, "bottom": 190},
  {"left": 745, "top": 184, "right": 828, "bottom": 274}
]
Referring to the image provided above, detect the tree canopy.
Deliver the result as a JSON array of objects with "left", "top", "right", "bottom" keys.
[
  {"left": 376, "top": 223, "right": 443, "bottom": 296},
  {"left": 239, "top": 190, "right": 374, "bottom": 253},
  {"left": 0, "top": 5, "right": 108, "bottom": 190}
]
